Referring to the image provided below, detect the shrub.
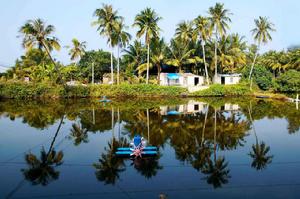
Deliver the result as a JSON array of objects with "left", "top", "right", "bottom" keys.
[
  {"left": 242, "top": 65, "right": 273, "bottom": 90},
  {"left": 192, "top": 83, "right": 252, "bottom": 97},
  {"left": 0, "top": 82, "right": 187, "bottom": 99},
  {"left": 275, "top": 70, "right": 300, "bottom": 92}
]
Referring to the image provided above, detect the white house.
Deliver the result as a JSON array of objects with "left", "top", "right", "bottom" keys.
[
  {"left": 160, "top": 73, "right": 204, "bottom": 87},
  {"left": 214, "top": 74, "right": 241, "bottom": 85}
]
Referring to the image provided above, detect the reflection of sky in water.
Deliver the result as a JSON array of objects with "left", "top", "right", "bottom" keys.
[{"left": 0, "top": 99, "right": 300, "bottom": 199}]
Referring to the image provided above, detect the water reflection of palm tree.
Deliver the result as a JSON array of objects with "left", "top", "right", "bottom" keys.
[
  {"left": 22, "top": 148, "right": 64, "bottom": 186},
  {"left": 131, "top": 153, "right": 163, "bottom": 179},
  {"left": 69, "top": 123, "right": 89, "bottom": 146},
  {"left": 202, "top": 108, "right": 230, "bottom": 188},
  {"left": 6, "top": 116, "right": 65, "bottom": 198},
  {"left": 192, "top": 105, "right": 212, "bottom": 171},
  {"left": 248, "top": 104, "right": 273, "bottom": 170},
  {"left": 22, "top": 115, "right": 65, "bottom": 185},
  {"left": 94, "top": 138, "right": 128, "bottom": 185}
]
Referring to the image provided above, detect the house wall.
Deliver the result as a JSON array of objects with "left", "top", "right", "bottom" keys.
[
  {"left": 214, "top": 75, "right": 241, "bottom": 85},
  {"left": 160, "top": 73, "right": 205, "bottom": 87},
  {"left": 224, "top": 76, "right": 241, "bottom": 85}
]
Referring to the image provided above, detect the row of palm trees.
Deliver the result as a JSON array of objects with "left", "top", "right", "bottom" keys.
[{"left": 17, "top": 3, "right": 275, "bottom": 85}]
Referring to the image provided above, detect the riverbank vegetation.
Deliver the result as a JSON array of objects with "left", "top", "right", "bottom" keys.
[{"left": 1, "top": 3, "right": 299, "bottom": 98}]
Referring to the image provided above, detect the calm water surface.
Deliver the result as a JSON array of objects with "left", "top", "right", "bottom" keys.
[{"left": 0, "top": 98, "right": 300, "bottom": 199}]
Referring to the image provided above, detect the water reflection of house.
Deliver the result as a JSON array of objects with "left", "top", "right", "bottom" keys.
[
  {"left": 160, "top": 100, "right": 208, "bottom": 115},
  {"left": 160, "top": 73, "right": 204, "bottom": 87},
  {"left": 220, "top": 103, "right": 240, "bottom": 111}
]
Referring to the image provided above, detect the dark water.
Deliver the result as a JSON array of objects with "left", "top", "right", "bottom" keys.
[{"left": 0, "top": 98, "right": 300, "bottom": 199}]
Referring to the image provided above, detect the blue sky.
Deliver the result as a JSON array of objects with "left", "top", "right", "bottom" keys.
[{"left": 0, "top": 0, "right": 299, "bottom": 66}]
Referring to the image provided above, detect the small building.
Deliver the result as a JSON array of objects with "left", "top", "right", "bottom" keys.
[
  {"left": 214, "top": 74, "right": 241, "bottom": 85},
  {"left": 160, "top": 73, "right": 204, "bottom": 87}
]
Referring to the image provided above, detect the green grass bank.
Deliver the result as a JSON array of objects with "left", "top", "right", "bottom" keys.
[{"left": 0, "top": 81, "right": 290, "bottom": 100}]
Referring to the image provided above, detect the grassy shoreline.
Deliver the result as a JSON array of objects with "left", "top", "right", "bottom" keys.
[{"left": 0, "top": 81, "right": 291, "bottom": 101}]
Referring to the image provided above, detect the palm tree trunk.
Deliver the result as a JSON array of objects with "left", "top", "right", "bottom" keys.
[
  {"left": 157, "top": 64, "right": 161, "bottom": 85},
  {"left": 41, "top": 41, "right": 63, "bottom": 84},
  {"left": 214, "top": 108, "right": 217, "bottom": 162},
  {"left": 201, "top": 104, "right": 209, "bottom": 146},
  {"left": 214, "top": 29, "right": 218, "bottom": 83},
  {"left": 249, "top": 43, "right": 260, "bottom": 90},
  {"left": 201, "top": 41, "right": 209, "bottom": 85},
  {"left": 117, "top": 107, "right": 120, "bottom": 139},
  {"left": 248, "top": 101, "right": 258, "bottom": 145},
  {"left": 47, "top": 115, "right": 64, "bottom": 156},
  {"left": 117, "top": 44, "right": 120, "bottom": 85},
  {"left": 147, "top": 108, "right": 150, "bottom": 143},
  {"left": 110, "top": 41, "right": 114, "bottom": 84},
  {"left": 146, "top": 43, "right": 150, "bottom": 84},
  {"left": 111, "top": 107, "right": 115, "bottom": 138}
]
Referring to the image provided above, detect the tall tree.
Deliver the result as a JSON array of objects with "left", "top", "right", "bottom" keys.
[
  {"left": 67, "top": 38, "right": 87, "bottom": 64},
  {"left": 137, "top": 38, "right": 167, "bottom": 83},
  {"left": 194, "top": 16, "right": 212, "bottom": 84},
  {"left": 123, "top": 40, "right": 146, "bottom": 77},
  {"left": 113, "top": 20, "right": 131, "bottom": 85},
  {"left": 249, "top": 16, "right": 275, "bottom": 89},
  {"left": 175, "top": 21, "right": 196, "bottom": 45},
  {"left": 133, "top": 8, "right": 162, "bottom": 84},
  {"left": 19, "top": 18, "right": 62, "bottom": 82},
  {"left": 208, "top": 3, "right": 232, "bottom": 82},
  {"left": 93, "top": 4, "right": 122, "bottom": 84},
  {"left": 167, "top": 38, "right": 201, "bottom": 73}
]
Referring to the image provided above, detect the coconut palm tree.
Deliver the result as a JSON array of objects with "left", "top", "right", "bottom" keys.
[
  {"left": 112, "top": 20, "right": 131, "bottom": 85},
  {"left": 66, "top": 38, "right": 87, "bottom": 63},
  {"left": 249, "top": 16, "right": 275, "bottom": 89},
  {"left": 123, "top": 40, "right": 146, "bottom": 77},
  {"left": 19, "top": 18, "right": 61, "bottom": 82},
  {"left": 133, "top": 8, "right": 162, "bottom": 84},
  {"left": 167, "top": 38, "right": 202, "bottom": 73},
  {"left": 218, "top": 34, "right": 247, "bottom": 73},
  {"left": 175, "top": 21, "right": 196, "bottom": 45},
  {"left": 208, "top": 3, "right": 232, "bottom": 81},
  {"left": 194, "top": 16, "right": 212, "bottom": 85},
  {"left": 92, "top": 4, "right": 122, "bottom": 84},
  {"left": 137, "top": 38, "right": 168, "bottom": 83}
]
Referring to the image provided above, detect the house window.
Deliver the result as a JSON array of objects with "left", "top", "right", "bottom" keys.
[
  {"left": 230, "top": 77, "right": 233, "bottom": 83},
  {"left": 194, "top": 104, "right": 199, "bottom": 111}
]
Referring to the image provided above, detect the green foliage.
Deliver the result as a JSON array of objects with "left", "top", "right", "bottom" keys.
[
  {"left": 78, "top": 50, "right": 115, "bottom": 82},
  {"left": 275, "top": 70, "right": 300, "bottom": 92},
  {"left": 0, "top": 81, "right": 61, "bottom": 99},
  {"left": 192, "top": 83, "right": 252, "bottom": 97},
  {"left": 89, "top": 84, "right": 187, "bottom": 98},
  {"left": 0, "top": 82, "right": 187, "bottom": 99},
  {"left": 243, "top": 65, "right": 273, "bottom": 90}
]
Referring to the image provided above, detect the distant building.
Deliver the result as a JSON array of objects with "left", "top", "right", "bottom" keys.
[
  {"left": 214, "top": 74, "right": 242, "bottom": 85},
  {"left": 160, "top": 73, "right": 204, "bottom": 87}
]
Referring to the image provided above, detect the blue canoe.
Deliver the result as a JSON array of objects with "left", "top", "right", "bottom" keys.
[
  {"left": 117, "top": 146, "right": 158, "bottom": 151},
  {"left": 116, "top": 151, "right": 157, "bottom": 156}
]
